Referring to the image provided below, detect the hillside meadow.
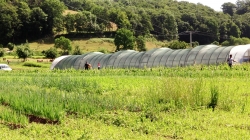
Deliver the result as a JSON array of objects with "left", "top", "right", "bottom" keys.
[
  {"left": 27, "top": 37, "right": 161, "bottom": 54},
  {"left": 0, "top": 62, "right": 250, "bottom": 139}
]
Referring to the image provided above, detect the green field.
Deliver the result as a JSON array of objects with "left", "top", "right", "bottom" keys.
[{"left": 1, "top": 64, "right": 250, "bottom": 139}]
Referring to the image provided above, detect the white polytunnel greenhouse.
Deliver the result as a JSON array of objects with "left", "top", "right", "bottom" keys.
[{"left": 50, "top": 44, "right": 250, "bottom": 70}]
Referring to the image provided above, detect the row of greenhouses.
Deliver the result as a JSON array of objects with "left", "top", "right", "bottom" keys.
[{"left": 51, "top": 44, "right": 250, "bottom": 70}]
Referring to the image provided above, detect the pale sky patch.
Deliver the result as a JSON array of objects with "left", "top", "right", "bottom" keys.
[{"left": 177, "top": 0, "right": 237, "bottom": 11}]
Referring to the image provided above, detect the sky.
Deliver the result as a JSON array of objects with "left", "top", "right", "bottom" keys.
[{"left": 177, "top": 0, "right": 237, "bottom": 11}]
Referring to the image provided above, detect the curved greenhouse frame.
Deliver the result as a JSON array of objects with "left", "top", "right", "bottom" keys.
[{"left": 51, "top": 44, "right": 250, "bottom": 70}]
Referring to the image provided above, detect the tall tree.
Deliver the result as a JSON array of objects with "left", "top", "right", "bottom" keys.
[
  {"left": 180, "top": 13, "right": 198, "bottom": 30},
  {"left": 239, "top": 13, "right": 250, "bottom": 38},
  {"left": 236, "top": 0, "right": 250, "bottom": 15},
  {"left": 109, "top": 8, "right": 131, "bottom": 29},
  {"left": 151, "top": 10, "right": 178, "bottom": 40},
  {"left": 222, "top": 2, "right": 237, "bottom": 16},
  {"left": 29, "top": 7, "right": 48, "bottom": 39},
  {"left": 54, "top": 36, "right": 72, "bottom": 54},
  {"left": 219, "top": 21, "right": 229, "bottom": 40},
  {"left": 177, "top": 21, "right": 193, "bottom": 33},
  {"left": 90, "top": 5, "right": 110, "bottom": 31},
  {"left": 83, "top": 11, "right": 99, "bottom": 33},
  {"left": 0, "top": 2, "right": 19, "bottom": 44},
  {"left": 114, "top": 28, "right": 135, "bottom": 51},
  {"left": 228, "top": 21, "right": 241, "bottom": 38},
  {"left": 41, "top": 0, "right": 66, "bottom": 35},
  {"left": 200, "top": 17, "right": 220, "bottom": 41},
  {"left": 136, "top": 36, "right": 146, "bottom": 51},
  {"left": 16, "top": 43, "right": 33, "bottom": 61},
  {"left": 126, "top": 8, "right": 153, "bottom": 36},
  {"left": 64, "top": 14, "right": 76, "bottom": 33},
  {"left": 14, "top": 1, "right": 31, "bottom": 40},
  {"left": 74, "top": 12, "right": 87, "bottom": 32}
]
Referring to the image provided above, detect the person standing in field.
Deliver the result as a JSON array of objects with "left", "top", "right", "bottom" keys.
[
  {"left": 97, "top": 63, "right": 101, "bottom": 70},
  {"left": 227, "top": 54, "right": 236, "bottom": 68},
  {"left": 85, "top": 62, "right": 89, "bottom": 70},
  {"left": 88, "top": 63, "right": 92, "bottom": 69}
]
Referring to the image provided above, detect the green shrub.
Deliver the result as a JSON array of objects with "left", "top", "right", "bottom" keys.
[
  {"left": 221, "top": 36, "right": 250, "bottom": 46},
  {"left": 73, "top": 45, "right": 82, "bottom": 55},
  {"left": 16, "top": 43, "right": 33, "bottom": 61},
  {"left": 167, "top": 40, "right": 189, "bottom": 49},
  {"left": 221, "top": 40, "right": 230, "bottom": 46},
  {"left": 208, "top": 85, "right": 219, "bottom": 111},
  {"left": 23, "top": 62, "right": 42, "bottom": 67},
  {"left": 0, "top": 48, "right": 4, "bottom": 57},
  {"left": 7, "top": 42, "right": 15, "bottom": 51},
  {"left": 44, "top": 47, "right": 58, "bottom": 59},
  {"left": 136, "top": 36, "right": 147, "bottom": 51},
  {"left": 212, "top": 41, "right": 219, "bottom": 45},
  {"left": 192, "top": 41, "right": 199, "bottom": 47}
]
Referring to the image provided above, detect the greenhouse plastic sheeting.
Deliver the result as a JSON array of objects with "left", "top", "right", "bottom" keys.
[
  {"left": 51, "top": 44, "right": 250, "bottom": 70},
  {"left": 229, "top": 44, "right": 250, "bottom": 63}
]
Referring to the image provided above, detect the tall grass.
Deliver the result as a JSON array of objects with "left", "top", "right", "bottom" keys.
[
  {"left": 208, "top": 85, "right": 219, "bottom": 111},
  {"left": 0, "top": 63, "right": 250, "bottom": 125},
  {"left": 1, "top": 64, "right": 250, "bottom": 139},
  {"left": 0, "top": 106, "right": 28, "bottom": 126}
]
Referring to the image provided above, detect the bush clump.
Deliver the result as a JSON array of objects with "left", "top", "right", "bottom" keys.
[
  {"left": 0, "top": 48, "right": 4, "bottom": 57},
  {"left": 23, "top": 62, "right": 42, "bottom": 67}
]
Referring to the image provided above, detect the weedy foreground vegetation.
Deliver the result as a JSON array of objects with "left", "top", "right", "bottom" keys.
[{"left": 0, "top": 63, "right": 250, "bottom": 139}]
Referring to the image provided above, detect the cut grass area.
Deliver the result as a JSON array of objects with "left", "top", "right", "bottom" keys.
[
  {"left": 28, "top": 38, "right": 116, "bottom": 53},
  {"left": 0, "top": 57, "right": 51, "bottom": 71},
  {"left": 63, "top": 9, "right": 79, "bottom": 16},
  {"left": 27, "top": 37, "right": 163, "bottom": 53}
]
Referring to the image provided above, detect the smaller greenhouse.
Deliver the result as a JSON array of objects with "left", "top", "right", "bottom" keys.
[{"left": 50, "top": 44, "right": 250, "bottom": 70}]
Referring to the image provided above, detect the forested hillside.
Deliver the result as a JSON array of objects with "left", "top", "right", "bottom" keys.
[{"left": 1, "top": 0, "right": 250, "bottom": 46}]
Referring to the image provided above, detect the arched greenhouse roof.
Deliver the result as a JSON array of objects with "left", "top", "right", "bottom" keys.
[{"left": 51, "top": 44, "right": 250, "bottom": 70}]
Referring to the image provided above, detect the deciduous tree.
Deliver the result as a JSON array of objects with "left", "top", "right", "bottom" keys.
[
  {"left": 114, "top": 28, "right": 135, "bottom": 51},
  {"left": 16, "top": 43, "right": 33, "bottom": 61},
  {"left": 54, "top": 36, "right": 72, "bottom": 54},
  {"left": 222, "top": 2, "right": 237, "bottom": 16},
  {"left": 0, "top": 2, "right": 19, "bottom": 44},
  {"left": 29, "top": 7, "right": 48, "bottom": 38},
  {"left": 41, "top": 0, "right": 66, "bottom": 34},
  {"left": 136, "top": 36, "right": 146, "bottom": 51}
]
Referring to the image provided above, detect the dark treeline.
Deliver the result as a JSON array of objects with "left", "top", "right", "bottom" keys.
[{"left": 0, "top": 0, "right": 250, "bottom": 45}]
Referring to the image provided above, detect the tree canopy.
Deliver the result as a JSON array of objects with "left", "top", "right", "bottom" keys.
[
  {"left": 54, "top": 36, "right": 72, "bottom": 54},
  {"left": 0, "top": 0, "right": 249, "bottom": 46},
  {"left": 16, "top": 43, "right": 33, "bottom": 61},
  {"left": 44, "top": 47, "right": 58, "bottom": 59},
  {"left": 114, "top": 28, "right": 135, "bottom": 51}
]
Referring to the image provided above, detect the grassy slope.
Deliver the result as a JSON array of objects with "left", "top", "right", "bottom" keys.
[
  {"left": 29, "top": 38, "right": 115, "bottom": 52},
  {"left": 28, "top": 38, "right": 161, "bottom": 53}
]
